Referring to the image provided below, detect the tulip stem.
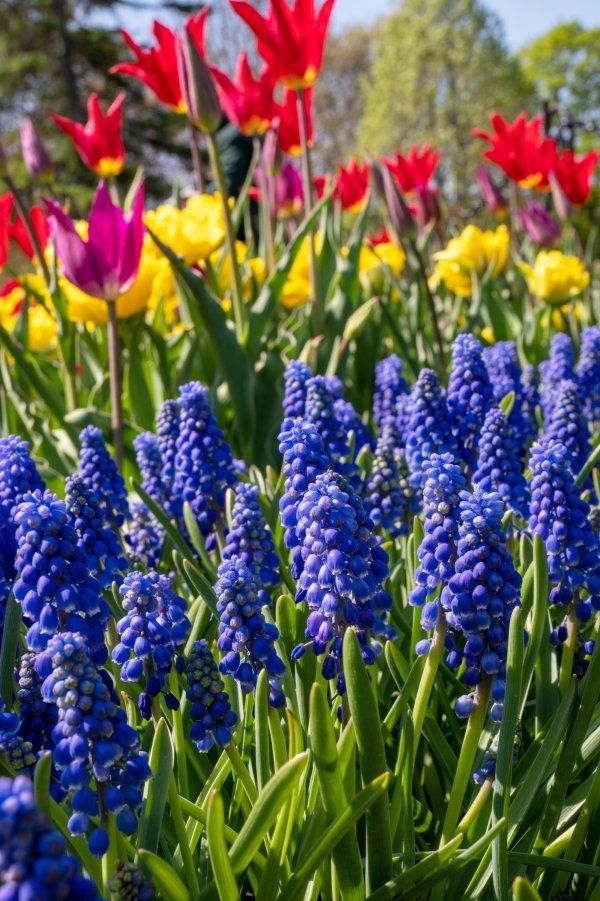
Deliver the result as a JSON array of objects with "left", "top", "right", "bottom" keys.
[
  {"left": 189, "top": 125, "right": 205, "bottom": 193},
  {"left": 106, "top": 299, "right": 124, "bottom": 470},
  {"left": 4, "top": 174, "right": 51, "bottom": 287},
  {"left": 206, "top": 132, "right": 247, "bottom": 344},
  {"left": 254, "top": 135, "right": 275, "bottom": 276},
  {"left": 296, "top": 88, "right": 321, "bottom": 335}
]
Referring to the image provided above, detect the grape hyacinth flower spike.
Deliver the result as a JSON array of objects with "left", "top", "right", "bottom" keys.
[
  {"left": 0, "top": 435, "right": 45, "bottom": 569},
  {"left": 577, "top": 325, "right": 600, "bottom": 428},
  {"left": 539, "top": 332, "right": 575, "bottom": 425},
  {"left": 291, "top": 470, "right": 393, "bottom": 697},
  {"left": 65, "top": 473, "right": 128, "bottom": 588},
  {"left": 79, "top": 425, "right": 129, "bottom": 528},
  {"left": 223, "top": 482, "right": 280, "bottom": 587},
  {"left": 186, "top": 640, "right": 238, "bottom": 751},
  {"left": 215, "top": 555, "right": 286, "bottom": 707},
  {"left": 364, "top": 431, "right": 413, "bottom": 537},
  {"left": 445, "top": 489, "right": 522, "bottom": 722},
  {"left": 156, "top": 397, "right": 181, "bottom": 522},
  {"left": 373, "top": 353, "right": 408, "bottom": 438},
  {"left": 544, "top": 379, "right": 592, "bottom": 484},
  {"left": 173, "top": 381, "right": 237, "bottom": 551},
  {"left": 405, "top": 368, "right": 456, "bottom": 493},
  {"left": 472, "top": 407, "right": 529, "bottom": 519},
  {"left": 446, "top": 333, "right": 494, "bottom": 468},
  {"left": 483, "top": 341, "right": 536, "bottom": 457},
  {"left": 282, "top": 359, "right": 312, "bottom": 422},
  {"left": 112, "top": 571, "right": 191, "bottom": 719},
  {"left": 13, "top": 489, "right": 110, "bottom": 663}
]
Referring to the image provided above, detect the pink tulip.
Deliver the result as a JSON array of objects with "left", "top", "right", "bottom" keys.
[
  {"left": 518, "top": 201, "right": 561, "bottom": 247},
  {"left": 476, "top": 165, "right": 506, "bottom": 214},
  {"left": 45, "top": 181, "right": 145, "bottom": 300},
  {"left": 20, "top": 118, "right": 54, "bottom": 181}
]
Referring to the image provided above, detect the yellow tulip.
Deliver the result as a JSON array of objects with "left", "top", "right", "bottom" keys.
[
  {"left": 0, "top": 278, "right": 57, "bottom": 352},
  {"left": 279, "top": 238, "right": 312, "bottom": 309},
  {"left": 481, "top": 326, "right": 495, "bottom": 344},
  {"left": 145, "top": 194, "right": 226, "bottom": 265},
  {"left": 147, "top": 258, "right": 180, "bottom": 326},
  {"left": 432, "top": 224, "right": 509, "bottom": 297},
  {"left": 519, "top": 251, "right": 589, "bottom": 307}
]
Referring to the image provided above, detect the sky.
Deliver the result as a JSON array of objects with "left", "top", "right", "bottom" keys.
[{"left": 331, "top": 0, "right": 599, "bottom": 48}]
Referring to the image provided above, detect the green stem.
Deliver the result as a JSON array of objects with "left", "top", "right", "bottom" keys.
[
  {"left": 206, "top": 132, "right": 246, "bottom": 344},
  {"left": 412, "top": 608, "right": 447, "bottom": 753},
  {"left": 4, "top": 173, "right": 51, "bottom": 286},
  {"left": 296, "top": 88, "right": 321, "bottom": 335},
  {"left": 559, "top": 603, "right": 578, "bottom": 698},
  {"left": 441, "top": 676, "right": 492, "bottom": 844},
  {"left": 254, "top": 135, "right": 275, "bottom": 276},
  {"left": 226, "top": 741, "right": 258, "bottom": 806},
  {"left": 106, "top": 299, "right": 124, "bottom": 470},
  {"left": 168, "top": 776, "right": 200, "bottom": 896},
  {"left": 168, "top": 670, "right": 189, "bottom": 799},
  {"left": 101, "top": 812, "right": 118, "bottom": 895},
  {"left": 189, "top": 125, "right": 205, "bottom": 193},
  {"left": 457, "top": 779, "right": 493, "bottom": 834}
]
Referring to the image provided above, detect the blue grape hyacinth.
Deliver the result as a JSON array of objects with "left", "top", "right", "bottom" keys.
[
  {"left": 110, "top": 860, "right": 156, "bottom": 900},
  {"left": 282, "top": 359, "right": 312, "bottom": 422},
  {"left": 405, "top": 368, "right": 456, "bottom": 492},
  {"left": 446, "top": 334, "right": 494, "bottom": 467},
  {"left": 409, "top": 453, "right": 466, "bottom": 635},
  {"left": 577, "top": 326, "right": 600, "bottom": 428},
  {"left": 528, "top": 439, "right": 600, "bottom": 627},
  {"left": 173, "top": 381, "right": 237, "bottom": 550},
  {"left": 304, "top": 376, "right": 351, "bottom": 466},
  {"left": 13, "top": 489, "right": 110, "bottom": 663},
  {"left": 291, "top": 470, "right": 393, "bottom": 693},
  {"left": 472, "top": 407, "right": 530, "bottom": 518},
  {"left": 364, "top": 432, "right": 412, "bottom": 537},
  {"left": 79, "top": 425, "right": 129, "bottom": 528},
  {"left": 334, "top": 397, "right": 375, "bottom": 455},
  {"left": 65, "top": 474, "right": 128, "bottom": 588},
  {"left": 156, "top": 398, "right": 180, "bottom": 521},
  {"left": 16, "top": 651, "right": 58, "bottom": 755},
  {"left": 134, "top": 431, "right": 166, "bottom": 506},
  {"left": 186, "top": 640, "right": 238, "bottom": 751},
  {"left": 125, "top": 501, "right": 165, "bottom": 569},
  {"left": 278, "top": 418, "right": 330, "bottom": 578},
  {"left": 0, "top": 435, "right": 45, "bottom": 568},
  {"left": 112, "top": 571, "right": 190, "bottom": 719},
  {"left": 37, "top": 632, "right": 151, "bottom": 853},
  {"left": 539, "top": 333, "right": 575, "bottom": 425},
  {"left": 444, "top": 489, "right": 522, "bottom": 722},
  {"left": 373, "top": 353, "right": 408, "bottom": 438},
  {"left": 215, "top": 555, "right": 286, "bottom": 706},
  {"left": 484, "top": 341, "right": 536, "bottom": 457},
  {"left": 544, "top": 379, "right": 592, "bottom": 482},
  {"left": 0, "top": 774, "right": 100, "bottom": 899},
  {"left": 223, "top": 482, "right": 280, "bottom": 587}
]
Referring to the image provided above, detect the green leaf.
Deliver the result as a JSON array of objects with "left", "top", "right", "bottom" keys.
[
  {"left": 309, "top": 683, "right": 365, "bottom": 900},
  {"left": 343, "top": 296, "right": 380, "bottom": 341},
  {"left": 520, "top": 536, "right": 548, "bottom": 712},
  {"left": 206, "top": 790, "right": 239, "bottom": 901},
  {"left": 283, "top": 773, "right": 389, "bottom": 901},
  {"left": 343, "top": 629, "right": 392, "bottom": 892},
  {"left": 127, "top": 324, "right": 155, "bottom": 430},
  {"left": 34, "top": 752, "right": 52, "bottom": 815},
  {"left": 492, "top": 608, "right": 523, "bottom": 899},
  {"left": 512, "top": 877, "right": 542, "bottom": 900},
  {"left": 138, "top": 719, "right": 173, "bottom": 855},
  {"left": 575, "top": 441, "right": 600, "bottom": 488},
  {"left": 148, "top": 229, "right": 255, "bottom": 443},
  {"left": 499, "top": 390, "right": 515, "bottom": 418},
  {"left": 139, "top": 850, "right": 190, "bottom": 901},
  {"left": 254, "top": 670, "right": 271, "bottom": 794},
  {"left": 0, "top": 593, "right": 21, "bottom": 709}
]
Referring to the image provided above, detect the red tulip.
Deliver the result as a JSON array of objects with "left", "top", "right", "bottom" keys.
[
  {"left": 314, "top": 174, "right": 327, "bottom": 198},
  {"left": 333, "top": 157, "right": 369, "bottom": 212},
  {"left": 111, "top": 11, "right": 208, "bottom": 113},
  {"left": 0, "top": 193, "right": 13, "bottom": 270},
  {"left": 472, "top": 112, "right": 556, "bottom": 189},
  {"left": 382, "top": 143, "right": 441, "bottom": 193},
  {"left": 277, "top": 89, "right": 313, "bottom": 156},
  {"left": 368, "top": 227, "right": 392, "bottom": 246},
  {"left": 211, "top": 53, "right": 276, "bottom": 136},
  {"left": 9, "top": 207, "right": 49, "bottom": 260},
  {"left": 551, "top": 148, "right": 599, "bottom": 205},
  {"left": 50, "top": 93, "right": 126, "bottom": 177},
  {"left": 230, "top": 0, "right": 335, "bottom": 89}
]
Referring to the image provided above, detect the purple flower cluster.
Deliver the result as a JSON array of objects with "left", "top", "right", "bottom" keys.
[
  {"left": 223, "top": 482, "right": 280, "bottom": 587},
  {"left": 472, "top": 407, "right": 529, "bottom": 518},
  {"left": 446, "top": 334, "right": 494, "bottom": 467},
  {"left": 282, "top": 359, "right": 312, "bottom": 422},
  {"left": 539, "top": 333, "right": 575, "bottom": 425},
  {"left": 79, "top": 426, "right": 129, "bottom": 528},
  {"left": 65, "top": 474, "right": 128, "bottom": 588},
  {"left": 186, "top": 639, "right": 238, "bottom": 751},
  {"left": 364, "top": 432, "right": 412, "bottom": 537},
  {"left": 405, "top": 369, "right": 456, "bottom": 491}
]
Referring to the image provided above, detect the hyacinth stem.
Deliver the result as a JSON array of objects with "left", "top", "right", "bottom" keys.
[
  {"left": 106, "top": 299, "right": 124, "bottom": 470},
  {"left": 412, "top": 609, "right": 447, "bottom": 754},
  {"left": 206, "top": 132, "right": 247, "bottom": 345},
  {"left": 559, "top": 604, "right": 578, "bottom": 698},
  {"left": 457, "top": 778, "right": 493, "bottom": 834},
  {"left": 101, "top": 812, "right": 118, "bottom": 894},
  {"left": 169, "top": 671, "right": 189, "bottom": 799},
  {"left": 4, "top": 173, "right": 51, "bottom": 286},
  {"left": 189, "top": 124, "right": 205, "bottom": 193},
  {"left": 440, "top": 675, "right": 492, "bottom": 844},
  {"left": 296, "top": 88, "right": 322, "bottom": 335},
  {"left": 253, "top": 135, "right": 275, "bottom": 275}
]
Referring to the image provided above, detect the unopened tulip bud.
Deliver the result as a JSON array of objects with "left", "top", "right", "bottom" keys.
[
  {"left": 414, "top": 184, "right": 441, "bottom": 230},
  {"left": 261, "top": 121, "right": 282, "bottom": 176},
  {"left": 378, "top": 161, "right": 414, "bottom": 238},
  {"left": 177, "top": 28, "right": 222, "bottom": 134},
  {"left": 20, "top": 118, "right": 54, "bottom": 180},
  {"left": 476, "top": 165, "right": 506, "bottom": 215},
  {"left": 518, "top": 201, "right": 561, "bottom": 247},
  {"left": 549, "top": 172, "right": 571, "bottom": 222}
]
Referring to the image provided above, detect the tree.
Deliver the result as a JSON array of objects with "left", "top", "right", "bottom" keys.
[
  {"left": 359, "top": 0, "right": 535, "bottom": 208},
  {"left": 312, "top": 25, "right": 374, "bottom": 172},
  {"left": 520, "top": 22, "right": 600, "bottom": 139}
]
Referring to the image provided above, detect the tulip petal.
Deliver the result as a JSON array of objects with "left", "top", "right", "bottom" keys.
[{"left": 45, "top": 199, "right": 105, "bottom": 297}]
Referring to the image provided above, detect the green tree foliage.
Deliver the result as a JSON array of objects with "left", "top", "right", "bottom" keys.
[
  {"left": 520, "top": 21, "right": 600, "bottom": 125},
  {"left": 359, "top": 0, "right": 535, "bottom": 207}
]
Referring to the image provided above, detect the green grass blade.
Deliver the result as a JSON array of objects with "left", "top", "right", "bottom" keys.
[
  {"left": 137, "top": 718, "right": 173, "bottom": 855},
  {"left": 0, "top": 593, "right": 21, "bottom": 708},
  {"left": 139, "top": 850, "right": 190, "bottom": 901},
  {"left": 207, "top": 790, "right": 239, "bottom": 901}
]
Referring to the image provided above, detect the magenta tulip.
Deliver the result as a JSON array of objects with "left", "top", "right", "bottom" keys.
[
  {"left": 20, "top": 118, "right": 54, "bottom": 181},
  {"left": 45, "top": 180, "right": 145, "bottom": 300},
  {"left": 518, "top": 201, "right": 561, "bottom": 247},
  {"left": 476, "top": 165, "right": 506, "bottom": 215}
]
